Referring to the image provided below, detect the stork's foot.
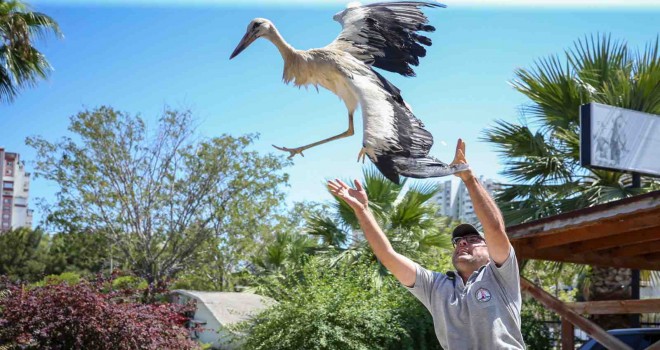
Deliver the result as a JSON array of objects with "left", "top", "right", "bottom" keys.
[
  {"left": 273, "top": 145, "right": 305, "bottom": 159},
  {"left": 357, "top": 147, "right": 367, "bottom": 164}
]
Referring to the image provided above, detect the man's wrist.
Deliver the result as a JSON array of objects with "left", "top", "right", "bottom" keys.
[
  {"left": 354, "top": 205, "right": 370, "bottom": 214},
  {"left": 460, "top": 170, "right": 477, "bottom": 183}
]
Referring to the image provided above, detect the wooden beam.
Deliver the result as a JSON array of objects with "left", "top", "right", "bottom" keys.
[
  {"left": 530, "top": 214, "right": 659, "bottom": 249},
  {"left": 516, "top": 245, "right": 660, "bottom": 270},
  {"left": 610, "top": 241, "right": 660, "bottom": 258},
  {"left": 568, "top": 226, "right": 660, "bottom": 254},
  {"left": 507, "top": 192, "right": 660, "bottom": 241},
  {"left": 561, "top": 318, "right": 574, "bottom": 350},
  {"left": 521, "top": 278, "right": 632, "bottom": 350},
  {"left": 567, "top": 299, "right": 660, "bottom": 315}
]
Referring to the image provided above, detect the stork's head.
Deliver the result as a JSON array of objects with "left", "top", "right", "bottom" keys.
[{"left": 230, "top": 18, "right": 274, "bottom": 59}]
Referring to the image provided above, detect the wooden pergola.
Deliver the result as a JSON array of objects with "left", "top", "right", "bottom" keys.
[{"left": 507, "top": 190, "right": 660, "bottom": 350}]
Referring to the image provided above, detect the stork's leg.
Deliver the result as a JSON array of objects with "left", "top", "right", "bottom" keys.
[{"left": 273, "top": 112, "right": 355, "bottom": 159}]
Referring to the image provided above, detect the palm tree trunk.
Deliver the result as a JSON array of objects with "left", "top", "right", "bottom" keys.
[{"left": 587, "top": 267, "right": 632, "bottom": 329}]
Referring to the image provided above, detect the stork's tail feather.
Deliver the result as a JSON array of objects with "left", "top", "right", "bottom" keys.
[{"left": 375, "top": 155, "right": 470, "bottom": 184}]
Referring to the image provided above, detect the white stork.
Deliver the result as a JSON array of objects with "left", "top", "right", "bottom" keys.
[{"left": 229, "top": 1, "right": 468, "bottom": 184}]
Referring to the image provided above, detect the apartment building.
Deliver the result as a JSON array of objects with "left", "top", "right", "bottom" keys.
[
  {"left": 433, "top": 176, "right": 501, "bottom": 228},
  {"left": 1, "top": 149, "right": 33, "bottom": 231}
]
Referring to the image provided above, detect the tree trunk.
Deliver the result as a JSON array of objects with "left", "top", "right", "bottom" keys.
[{"left": 587, "top": 267, "right": 632, "bottom": 329}]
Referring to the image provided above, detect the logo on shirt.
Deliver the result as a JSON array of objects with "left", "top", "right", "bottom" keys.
[{"left": 475, "top": 288, "right": 492, "bottom": 303}]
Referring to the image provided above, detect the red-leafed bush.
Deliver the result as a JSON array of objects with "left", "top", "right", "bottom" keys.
[{"left": 0, "top": 279, "right": 199, "bottom": 350}]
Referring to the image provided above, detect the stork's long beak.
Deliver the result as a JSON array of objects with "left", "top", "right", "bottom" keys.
[{"left": 230, "top": 30, "right": 257, "bottom": 59}]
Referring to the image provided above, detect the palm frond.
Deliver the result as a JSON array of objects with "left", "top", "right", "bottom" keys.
[{"left": 305, "top": 213, "right": 349, "bottom": 247}]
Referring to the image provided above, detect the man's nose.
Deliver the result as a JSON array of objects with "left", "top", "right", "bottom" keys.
[{"left": 458, "top": 239, "right": 468, "bottom": 247}]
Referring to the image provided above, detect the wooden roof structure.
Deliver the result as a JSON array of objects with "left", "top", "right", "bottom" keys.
[
  {"left": 507, "top": 190, "right": 660, "bottom": 270},
  {"left": 505, "top": 190, "right": 660, "bottom": 350}
]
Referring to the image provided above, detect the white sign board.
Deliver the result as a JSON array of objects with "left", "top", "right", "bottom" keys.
[{"left": 580, "top": 103, "right": 660, "bottom": 177}]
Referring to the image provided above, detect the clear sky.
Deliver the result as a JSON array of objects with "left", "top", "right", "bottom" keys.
[{"left": 1, "top": 0, "right": 658, "bottom": 226}]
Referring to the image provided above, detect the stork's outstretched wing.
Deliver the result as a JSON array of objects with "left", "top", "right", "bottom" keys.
[
  {"left": 353, "top": 67, "right": 464, "bottom": 184},
  {"left": 326, "top": 1, "right": 445, "bottom": 77}
]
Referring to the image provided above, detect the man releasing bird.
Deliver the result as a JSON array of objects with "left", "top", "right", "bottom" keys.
[{"left": 229, "top": 1, "right": 468, "bottom": 184}]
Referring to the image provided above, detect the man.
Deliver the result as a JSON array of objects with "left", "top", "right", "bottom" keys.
[{"left": 327, "top": 139, "right": 525, "bottom": 349}]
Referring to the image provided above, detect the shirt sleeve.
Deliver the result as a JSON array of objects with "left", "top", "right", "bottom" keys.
[
  {"left": 489, "top": 245, "right": 520, "bottom": 299},
  {"left": 404, "top": 263, "right": 439, "bottom": 311}
]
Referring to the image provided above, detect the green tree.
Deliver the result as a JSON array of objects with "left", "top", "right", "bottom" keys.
[
  {"left": 0, "top": 227, "right": 48, "bottom": 281},
  {"left": 172, "top": 202, "right": 320, "bottom": 292},
  {"left": 482, "top": 34, "right": 660, "bottom": 329},
  {"left": 27, "top": 106, "right": 290, "bottom": 286},
  {"left": 45, "top": 229, "right": 112, "bottom": 276},
  {"left": 240, "top": 258, "right": 440, "bottom": 350},
  {"left": 0, "top": 0, "right": 61, "bottom": 103}
]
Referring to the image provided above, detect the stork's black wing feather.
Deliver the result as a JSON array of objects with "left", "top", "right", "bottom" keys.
[{"left": 326, "top": 1, "right": 445, "bottom": 77}]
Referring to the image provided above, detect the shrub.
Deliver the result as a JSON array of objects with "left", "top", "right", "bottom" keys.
[
  {"left": 240, "top": 259, "right": 440, "bottom": 350},
  {"left": 112, "top": 275, "right": 149, "bottom": 291},
  {"left": 34, "top": 272, "right": 82, "bottom": 287},
  {"left": 521, "top": 299, "right": 553, "bottom": 350},
  {"left": 0, "top": 280, "right": 199, "bottom": 350}
]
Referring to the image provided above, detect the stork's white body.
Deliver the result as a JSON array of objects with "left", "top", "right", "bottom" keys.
[{"left": 282, "top": 47, "right": 396, "bottom": 160}]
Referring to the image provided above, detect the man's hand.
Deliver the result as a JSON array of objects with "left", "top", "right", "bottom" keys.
[
  {"left": 451, "top": 138, "right": 474, "bottom": 181},
  {"left": 328, "top": 179, "right": 368, "bottom": 212}
]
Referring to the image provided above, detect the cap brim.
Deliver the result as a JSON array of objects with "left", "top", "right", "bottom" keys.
[{"left": 452, "top": 223, "right": 484, "bottom": 239}]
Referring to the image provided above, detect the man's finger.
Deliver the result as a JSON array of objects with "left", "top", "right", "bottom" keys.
[
  {"left": 354, "top": 179, "right": 363, "bottom": 191},
  {"left": 336, "top": 179, "right": 351, "bottom": 189}
]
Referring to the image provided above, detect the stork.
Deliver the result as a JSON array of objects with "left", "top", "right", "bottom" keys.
[{"left": 229, "top": 1, "right": 468, "bottom": 184}]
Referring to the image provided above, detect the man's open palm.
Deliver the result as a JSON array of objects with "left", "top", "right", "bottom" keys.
[{"left": 327, "top": 179, "right": 368, "bottom": 211}]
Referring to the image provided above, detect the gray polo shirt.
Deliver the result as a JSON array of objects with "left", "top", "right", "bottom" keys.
[{"left": 406, "top": 247, "right": 525, "bottom": 349}]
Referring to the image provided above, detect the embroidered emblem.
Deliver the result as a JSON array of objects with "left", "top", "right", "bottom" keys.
[{"left": 475, "top": 288, "right": 492, "bottom": 302}]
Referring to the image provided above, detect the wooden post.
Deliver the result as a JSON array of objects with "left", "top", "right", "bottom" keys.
[
  {"left": 521, "top": 278, "right": 632, "bottom": 350},
  {"left": 561, "top": 318, "right": 574, "bottom": 350}
]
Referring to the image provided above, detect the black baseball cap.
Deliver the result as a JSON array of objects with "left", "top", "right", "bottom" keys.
[{"left": 451, "top": 223, "right": 485, "bottom": 240}]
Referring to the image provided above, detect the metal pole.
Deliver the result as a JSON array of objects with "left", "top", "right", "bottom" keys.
[{"left": 630, "top": 172, "right": 641, "bottom": 328}]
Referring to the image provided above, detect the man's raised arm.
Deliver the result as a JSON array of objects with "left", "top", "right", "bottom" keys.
[
  {"left": 327, "top": 179, "right": 417, "bottom": 287},
  {"left": 451, "top": 139, "right": 511, "bottom": 266}
]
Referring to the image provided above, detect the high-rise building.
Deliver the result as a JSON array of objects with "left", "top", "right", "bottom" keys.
[
  {"left": 1, "top": 149, "right": 33, "bottom": 231},
  {"left": 433, "top": 176, "right": 501, "bottom": 228}
]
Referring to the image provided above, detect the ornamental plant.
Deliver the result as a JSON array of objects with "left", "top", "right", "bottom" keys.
[{"left": 0, "top": 277, "right": 199, "bottom": 350}]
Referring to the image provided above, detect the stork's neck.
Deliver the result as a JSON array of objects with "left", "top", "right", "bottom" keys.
[{"left": 266, "top": 27, "right": 296, "bottom": 61}]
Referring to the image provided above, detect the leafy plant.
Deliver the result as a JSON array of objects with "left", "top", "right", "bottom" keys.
[
  {"left": 0, "top": 278, "right": 198, "bottom": 350},
  {"left": 240, "top": 258, "right": 440, "bottom": 350}
]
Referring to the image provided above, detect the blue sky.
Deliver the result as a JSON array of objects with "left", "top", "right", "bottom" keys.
[{"left": 1, "top": 1, "right": 659, "bottom": 226}]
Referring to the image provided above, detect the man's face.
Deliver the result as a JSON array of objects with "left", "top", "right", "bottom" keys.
[{"left": 451, "top": 234, "right": 489, "bottom": 274}]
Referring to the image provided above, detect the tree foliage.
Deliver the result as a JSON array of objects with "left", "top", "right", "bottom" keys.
[
  {"left": 482, "top": 34, "right": 660, "bottom": 225},
  {"left": 240, "top": 258, "right": 440, "bottom": 350},
  {"left": 45, "top": 229, "right": 112, "bottom": 276},
  {"left": 0, "top": 0, "right": 62, "bottom": 103},
  {"left": 0, "top": 227, "right": 48, "bottom": 282},
  {"left": 27, "top": 106, "right": 290, "bottom": 284}
]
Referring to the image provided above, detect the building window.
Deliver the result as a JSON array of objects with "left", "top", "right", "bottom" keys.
[{"left": 3, "top": 182, "right": 13, "bottom": 190}]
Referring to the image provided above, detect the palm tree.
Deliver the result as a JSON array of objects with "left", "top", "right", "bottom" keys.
[
  {"left": 1, "top": 0, "right": 61, "bottom": 103},
  {"left": 306, "top": 166, "right": 455, "bottom": 284},
  {"left": 483, "top": 34, "right": 660, "bottom": 329},
  {"left": 246, "top": 230, "right": 320, "bottom": 298}
]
